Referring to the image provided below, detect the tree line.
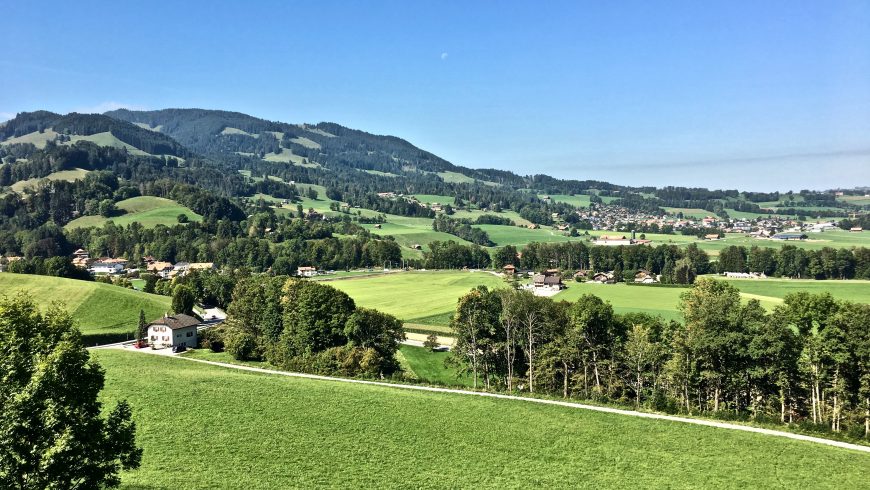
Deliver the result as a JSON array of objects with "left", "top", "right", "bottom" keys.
[
  {"left": 717, "top": 244, "right": 870, "bottom": 279},
  {"left": 449, "top": 279, "right": 870, "bottom": 438}
]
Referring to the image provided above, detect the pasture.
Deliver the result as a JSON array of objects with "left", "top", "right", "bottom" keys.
[
  {"left": 0, "top": 274, "right": 170, "bottom": 343},
  {"left": 325, "top": 270, "right": 505, "bottom": 324},
  {"left": 65, "top": 196, "right": 202, "bottom": 229},
  {"left": 92, "top": 350, "right": 870, "bottom": 488},
  {"left": 9, "top": 168, "right": 90, "bottom": 193},
  {"left": 712, "top": 277, "right": 870, "bottom": 305},
  {"left": 694, "top": 231, "right": 870, "bottom": 255}
]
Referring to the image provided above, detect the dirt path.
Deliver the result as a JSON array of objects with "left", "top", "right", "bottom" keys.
[{"left": 175, "top": 355, "right": 870, "bottom": 454}]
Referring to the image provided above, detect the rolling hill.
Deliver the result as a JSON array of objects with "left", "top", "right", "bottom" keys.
[{"left": 0, "top": 274, "right": 171, "bottom": 343}]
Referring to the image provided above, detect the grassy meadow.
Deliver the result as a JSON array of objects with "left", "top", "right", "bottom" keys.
[
  {"left": 9, "top": 168, "right": 90, "bottom": 193},
  {"left": 325, "top": 271, "right": 505, "bottom": 324},
  {"left": 694, "top": 231, "right": 870, "bottom": 255},
  {"left": 0, "top": 274, "right": 170, "bottom": 343},
  {"left": 65, "top": 196, "right": 202, "bottom": 229},
  {"left": 92, "top": 350, "right": 870, "bottom": 488}
]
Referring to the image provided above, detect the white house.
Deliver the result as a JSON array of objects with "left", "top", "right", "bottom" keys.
[
  {"left": 297, "top": 266, "right": 318, "bottom": 277},
  {"left": 89, "top": 261, "right": 125, "bottom": 275},
  {"left": 148, "top": 314, "right": 200, "bottom": 349}
]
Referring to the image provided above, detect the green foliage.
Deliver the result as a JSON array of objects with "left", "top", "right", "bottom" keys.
[
  {"left": 0, "top": 294, "right": 141, "bottom": 488},
  {"left": 171, "top": 284, "right": 196, "bottom": 315}
]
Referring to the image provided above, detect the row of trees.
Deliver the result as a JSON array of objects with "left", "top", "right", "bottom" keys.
[
  {"left": 432, "top": 215, "right": 494, "bottom": 246},
  {"left": 449, "top": 279, "right": 870, "bottom": 438},
  {"left": 717, "top": 244, "right": 870, "bottom": 279}
]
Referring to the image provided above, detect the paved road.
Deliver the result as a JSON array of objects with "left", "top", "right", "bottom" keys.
[{"left": 170, "top": 355, "right": 870, "bottom": 454}]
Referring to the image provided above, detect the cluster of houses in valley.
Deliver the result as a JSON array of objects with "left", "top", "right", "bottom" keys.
[
  {"left": 502, "top": 264, "right": 662, "bottom": 296},
  {"left": 71, "top": 249, "right": 215, "bottom": 278},
  {"left": 378, "top": 192, "right": 447, "bottom": 212}
]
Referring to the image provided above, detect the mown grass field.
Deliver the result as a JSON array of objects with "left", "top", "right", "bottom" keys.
[
  {"left": 326, "top": 271, "right": 505, "bottom": 324},
  {"left": 0, "top": 274, "right": 170, "bottom": 342},
  {"left": 65, "top": 196, "right": 202, "bottom": 229},
  {"left": 92, "top": 350, "right": 870, "bottom": 488}
]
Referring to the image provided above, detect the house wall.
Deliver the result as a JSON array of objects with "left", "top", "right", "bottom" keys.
[
  {"left": 171, "top": 326, "right": 197, "bottom": 348},
  {"left": 148, "top": 325, "right": 173, "bottom": 349}
]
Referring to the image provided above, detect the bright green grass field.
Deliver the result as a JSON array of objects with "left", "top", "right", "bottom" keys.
[
  {"left": 540, "top": 193, "right": 593, "bottom": 208},
  {"left": 326, "top": 271, "right": 505, "bottom": 324},
  {"left": 92, "top": 350, "right": 870, "bottom": 488},
  {"left": 712, "top": 277, "right": 870, "bottom": 305},
  {"left": 555, "top": 283, "right": 687, "bottom": 322},
  {"left": 411, "top": 194, "right": 455, "bottom": 205},
  {"left": 398, "top": 344, "right": 472, "bottom": 386},
  {"left": 475, "top": 224, "right": 579, "bottom": 247},
  {"left": 0, "top": 274, "right": 170, "bottom": 340},
  {"left": 65, "top": 196, "right": 202, "bottom": 229}
]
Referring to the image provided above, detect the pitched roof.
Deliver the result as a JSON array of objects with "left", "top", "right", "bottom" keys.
[{"left": 150, "top": 314, "right": 200, "bottom": 330}]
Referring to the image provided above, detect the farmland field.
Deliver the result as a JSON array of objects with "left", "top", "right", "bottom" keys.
[
  {"left": 326, "top": 271, "right": 504, "bottom": 324},
  {"left": 712, "top": 277, "right": 870, "bottom": 305},
  {"left": 92, "top": 350, "right": 870, "bottom": 488},
  {"left": 694, "top": 231, "right": 870, "bottom": 255},
  {"left": 475, "top": 224, "right": 579, "bottom": 247},
  {"left": 398, "top": 344, "right": 471, "bottom": 386},
  {"left": 65, "top": 196, "right": 202, "bottom": 229},
  {"left": 0, "top": 274, "right": 170, "bottom": 342}
]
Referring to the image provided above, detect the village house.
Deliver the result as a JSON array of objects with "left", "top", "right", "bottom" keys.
[
  {"left": 147, "top": 261, "right": 174, "bottom": 278},
  {"left": 502, "top": 264, "right": 517, "bottom": 275},
  {"left": 573, "top": 270, "right": 589, "bottom": 281},
  {"left": 72, "top": 249, "right": 93, "bottom": 269},
  {"left": 532, "top": 270, "right": 564, "bottom": 290},
  {"left": 148, "top": 314, "right": 200, "bottom": 350},
  {"left": 590, "top": 271, "right": 616, "bottom": 284},
  {"left": 297, "top": 266, "right": 318, "bottom": 277},
  {"left": 634, "top": 270, "right": 659, "bottom": 284},
  {"left": 88, "top": 260, "right": 125, "bottom": 275}
]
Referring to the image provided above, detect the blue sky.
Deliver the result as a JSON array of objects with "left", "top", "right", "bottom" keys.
[{"left": 2, "top": 1, "right": 869, "bottom": 191}]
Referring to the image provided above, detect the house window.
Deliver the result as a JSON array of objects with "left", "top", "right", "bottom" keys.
[
  {"left": 150, "top": 335, "right": 157, "bottom": 341},
  {"left": 186, "top": 331, "right": 194, "bottom": 337}
]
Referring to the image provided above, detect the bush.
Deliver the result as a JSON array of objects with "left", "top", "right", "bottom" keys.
[
  {"left": 225, "top": 329, "right": 262, "bottom": 361},
  {"left": 199, "top": 327, "right": 225, "bottom": 352}
]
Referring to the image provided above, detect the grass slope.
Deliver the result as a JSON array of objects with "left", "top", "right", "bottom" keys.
[
  {"left": 326, "top": 271, "right": 505, "bottom": 324},
  {"left": 65, "top": 196, "right": 202, "bottom": 229},
  {"left": 0, "top": 274, "right": 170, "bottom": 342},
  {"left": 10, "top": 168, "right": 90, "bottom": 193},
  {"left": 398, "top": 345, "right": 471, "bottom": 386},
  {"left": 93, "top": 350, "right": 870, "bottom": 488}
]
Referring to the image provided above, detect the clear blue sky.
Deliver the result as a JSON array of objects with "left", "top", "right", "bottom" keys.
[{"left": 2, "top": 1, "right": 869, "bottom": 191}]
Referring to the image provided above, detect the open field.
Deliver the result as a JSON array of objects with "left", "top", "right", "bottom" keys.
[
  {"left": 555, "top": 283, "right": 687, "bottom": 321},
  {"left": 0, "top": 274, "right": 170, "bottom": 342},
  {"left": 65, "top": 196, "right": 202, "bottom": 229},
  {"left": 694, "top": 231, "right": 870, "bottom": 255},
  {"left": 412, "top": 194, "right": 455, "bottom": 205},
  {"left": 0, "top": 129, "right": 60, "bottom": 148},
  {"left": 838, "top": 195, "right": 870, "bottom": 206},
  {"left": 92, "top": 350, "right": 870, "bottom": 488},
  {"left": 663, "top": 207, "right": 710, "bottom": 219},
  {"left": 712, "top": 277, "right": 870, "bottom": 305},
  {"left": 475, "top": 224, "right": 578, "bottom": 247},
  {"left": 326, "top": 271, "right": 505, "bottom": 324},
  {"left": 540, "top": 193, "right": 593, "bottom": 208},
  {"left": 437, "top": 170, "right": 476, "bottom": 183},
  {"left": 398, "top": 345, "right": 471, "bottom": 386},
  {"left": 10, "top": 168, "right": 90, "bottom": 193}
]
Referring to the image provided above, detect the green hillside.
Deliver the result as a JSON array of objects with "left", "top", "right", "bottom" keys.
[
  {"left": 9, "top": 168, "right": 90, "bottom": 193},
  {"left": 0, "top": 274, "right": 171, "bottom": 342},
  {"left": 65, "top": 196, "right": 202, "bottom": 229},
  {"left": 92, "top": 350, "right": 870, "bottom": 488}
]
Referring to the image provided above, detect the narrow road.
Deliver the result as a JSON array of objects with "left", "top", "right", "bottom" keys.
[{"left": 174, "top": 355, "right": 870, "bottom": 454}]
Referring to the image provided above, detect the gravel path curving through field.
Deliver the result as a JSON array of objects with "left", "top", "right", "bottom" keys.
[{"left": 176, "top": 355, "right": 870, "bottom": 454}]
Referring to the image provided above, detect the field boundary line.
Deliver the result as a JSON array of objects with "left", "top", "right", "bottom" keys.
[{"left": 177, "top": 356, "right": 870, "bottom": 454}]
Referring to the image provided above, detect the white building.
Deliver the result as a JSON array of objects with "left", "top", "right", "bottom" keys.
[
  {"left": 147, "top": 314, "right": 200, "bottom": 349},
  {"left": 89, "top": 261, "right": 125, "bottom": 275}
]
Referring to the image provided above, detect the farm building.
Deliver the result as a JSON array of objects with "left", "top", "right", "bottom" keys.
[
  {"left": 594, "top": 235, "right": 633, "bottom": 246},
  {"left": 502, "top": 264, "right": 517, "bottom": 275},
  {"left": 88, "top": 261, "right": 125, "bottom": 275},
  {"left": 533, "top": 271, "right": 564, "bottom": 290},
  {"left": 148, "top": 314, "right": 200, "bottom": 349},
  {"left": 147, "top": 261, "right": 174, "bottom": 278},
  {"left": 851, "top": 227, "right": 863, "bottom": 232},
  {"left": 573, "top": 270, "right": 589, "bottom": 281},
  {"left": 704, "top": 234, "right": 721, "bottom": 240},
  {"left": 634, "top": 270, "right": 658, "bottom": 284},
  {"left": 590, "top": 271, "right": 616, "bottom": 284}
]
